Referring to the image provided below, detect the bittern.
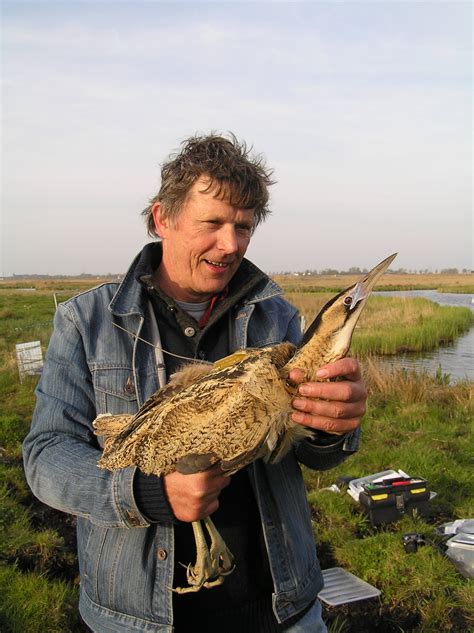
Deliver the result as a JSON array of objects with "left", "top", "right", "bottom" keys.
[{"left": 93, "top": 253, "right": 396, "bottom": 593}]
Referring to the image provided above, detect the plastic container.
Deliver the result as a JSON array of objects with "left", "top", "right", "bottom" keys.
[
  {"left": 436, "top": 519, "right": 474, "bottom": 536},
  {"left": 358, "top": 478, "right": 430, "bottom": 526},
  {"left": 318, "top": 567, "right": 380, "bottom": 606},
  {"left": 445, "top": 532, "right": 474, "bottom": 579}
]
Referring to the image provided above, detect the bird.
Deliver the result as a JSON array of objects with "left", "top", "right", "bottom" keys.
[{"left": 93, "top": 253, "right": 397, "bottom": 593}]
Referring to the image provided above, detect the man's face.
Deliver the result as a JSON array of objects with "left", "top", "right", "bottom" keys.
[{"left": 153, "top": 178, "right": 255, "bottom": 302}]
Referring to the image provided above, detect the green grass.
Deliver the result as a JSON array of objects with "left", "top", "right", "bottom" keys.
[
  {"left": 353, "top": 298, "right": 474, "bottom": 356},
  {"left": 0, "top": 564, "right": 82, "bottom": 633},
  {"left": 438, "top": 285, "right": 474, "bottom": 294},
  {"left": 288, "top": 293, "right": 474, "bottom": 356},
  {"left": 0, "top": 287, "right": 473, "bottom": 631},
  {"left": 0, "top": 290, "right": 87, "bottom": 632},
  {"left": 281, "top": 283, "right": 473, "bottom": 293},
  {"left": 305, "top": 365, "right": 473, "bottom": 632}
]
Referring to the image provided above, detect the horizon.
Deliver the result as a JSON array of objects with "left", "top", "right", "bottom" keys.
[
  {"left": 2, "top": 2, "right": 472, "bottom": 276},
  {"left": 2, "top": 262, "right": 472, "bottom": 280}
]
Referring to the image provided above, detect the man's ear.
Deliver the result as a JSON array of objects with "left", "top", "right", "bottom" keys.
[{"left": 151, "top": 202, "right": 169, "bottom": 238}]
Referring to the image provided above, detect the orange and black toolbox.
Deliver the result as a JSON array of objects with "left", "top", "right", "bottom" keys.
[{"left": 359, "top": 477, "right": 430, "bottom": 526}]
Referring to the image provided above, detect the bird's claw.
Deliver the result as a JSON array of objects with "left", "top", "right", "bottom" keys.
[{"left": 172, "top": 517, "right": 235, "bottom": 594}]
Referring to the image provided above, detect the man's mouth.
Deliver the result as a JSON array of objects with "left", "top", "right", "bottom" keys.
[{"left": 205, "top": 259, "right": 230, "bottom": 269}]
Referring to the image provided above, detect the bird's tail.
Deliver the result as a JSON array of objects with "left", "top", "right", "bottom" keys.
[{"left": 93, "top": 413, "right": 134, "bottom": 454}]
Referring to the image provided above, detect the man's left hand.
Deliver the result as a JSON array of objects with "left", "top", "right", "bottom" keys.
[{"left": 289, "top": 357, "right": 367, "bottom": 436}]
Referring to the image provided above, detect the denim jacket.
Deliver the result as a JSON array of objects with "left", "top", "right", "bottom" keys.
[{"left": 23, "top": 249, "right": 359, "bottom": 632}]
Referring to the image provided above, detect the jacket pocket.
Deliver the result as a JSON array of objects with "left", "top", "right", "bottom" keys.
[
  {"left": 77, "top": 517, "right": 160, "bottom": 617},
  {"left": 78, "top": 519, "right": 108, "bottom": 604},
  {"left": 93, "top": 367, "right": 139, "bottom": 415}
]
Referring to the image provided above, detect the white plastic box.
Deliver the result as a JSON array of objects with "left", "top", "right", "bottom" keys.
[
  {"left": 16, "top": 341, "right": 43, "bottom": 382},
  {"left": 445, "top": 532, "right": 474, "bottom": 579}
]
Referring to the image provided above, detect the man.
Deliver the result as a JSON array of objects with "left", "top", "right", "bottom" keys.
[{"left": 23, "top": 134, "right": 367, "bottom": 632}]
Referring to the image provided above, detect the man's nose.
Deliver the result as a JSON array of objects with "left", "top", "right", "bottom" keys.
[{"left": 217, "top": 226, "right": 239, "bottom": 254}]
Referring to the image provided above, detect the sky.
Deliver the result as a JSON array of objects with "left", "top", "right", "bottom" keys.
[{"left": 1, "top": 1, "right": 472, "bottom": 276}]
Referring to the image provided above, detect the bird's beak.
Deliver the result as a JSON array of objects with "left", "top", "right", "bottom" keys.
[{"left": 348, "top": 253, "right": 397, "bottom": 310}]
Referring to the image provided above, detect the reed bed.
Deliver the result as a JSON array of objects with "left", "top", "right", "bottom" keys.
[
  {"left": 287, "top": 293, "right": 474, "bottom": 356},
  {"left": 0, "top": 278, "right": 114, "bottom": 293},
  {"left": 353, "top": 297, "right": 473, "bottom": 356},
  {"left": 276, "top": 272, "right": 474, "bottom": 294}
]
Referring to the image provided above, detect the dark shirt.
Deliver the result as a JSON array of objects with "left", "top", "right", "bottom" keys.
[{"left": 134, "top": 243, "right": 287, "bottom": 632}]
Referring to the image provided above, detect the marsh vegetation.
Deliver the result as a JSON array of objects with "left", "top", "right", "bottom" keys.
[
  {"left": 0, "top": 275, "right": 472, "bottom": 632},
  {"left": 288, "top": 293, "right": 474, "bottom": 357}
]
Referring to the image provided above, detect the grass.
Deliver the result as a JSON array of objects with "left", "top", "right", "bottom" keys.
[
  {"left": 275, "top": 272, "right": 474, "bottom": 294},
  {"left": 353, "top": 298, "right": 473, "bottom": 356},
  {"left": 288, "top": 294, "right": 474, "bottom": 356},
  {"left": 0, "top": 564, "right": 83, "bottom": 633},
  {"left": 0, "top": 278, "right": 473, "bottom": 631},
  {"left": 0, "top": 288, "right": 87, "bottom": 632},
  {"left": 307, "top": 363, "right": 473, "bottom": 632}
]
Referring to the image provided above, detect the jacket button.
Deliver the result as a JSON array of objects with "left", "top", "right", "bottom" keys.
[
  {"left": 184, "top": 327, "right": 196, "bottom": 337},
  {"left": 157, "top": 548, "right": 168, "bottom": 560},
  {"left": 126, "top": 511, "right": 141, "bottom": 526},
  {"left": 123, "top": 377, "right": 135, "bottom": 394}
]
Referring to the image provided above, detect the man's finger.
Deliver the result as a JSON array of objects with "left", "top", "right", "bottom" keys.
[
  {"left": 313, "top": 357, "right": 361, "bottom": 381},
  {"left": 288, "top": 357, "right": 362, "bottom": 384},
  {"left": 297, "top": 380, "right": 367, "bottom": 403},
  {"left": 291, "top": 411, "right": 361, "bottom": 434},
  {"left": 292, "top": 396, "right": 366, "bottom": 419}
]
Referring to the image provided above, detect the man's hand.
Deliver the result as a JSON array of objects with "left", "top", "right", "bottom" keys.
[
  {"left": 289, "top": 357, "right": 367, "bottom": 435},
  {"left": 163, "top": 467, "right": 230, "bottom": 522}
]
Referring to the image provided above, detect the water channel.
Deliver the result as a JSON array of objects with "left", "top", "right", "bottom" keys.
[{"left": 372, "top": 290, "right": 473, "bottom": 382}]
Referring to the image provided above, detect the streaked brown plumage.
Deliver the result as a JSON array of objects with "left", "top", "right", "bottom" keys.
[{"left": 93, "top": 253, "right": 396, "bottom": 592}]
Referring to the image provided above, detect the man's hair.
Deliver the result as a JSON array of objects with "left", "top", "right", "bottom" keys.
[{"left": 142, "top": 133, "right": 275, "bottom": 236}]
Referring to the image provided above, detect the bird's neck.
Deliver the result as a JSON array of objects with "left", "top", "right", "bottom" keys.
[{"left": 282, "top": 331, "right": 345, "bottom": 383}]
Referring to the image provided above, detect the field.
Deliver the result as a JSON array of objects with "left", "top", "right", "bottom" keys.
[
  {"left": 0, "top": 274, "right": 473, "bottom": 632},
  {"left": 274, "top": 272, "right": 474, "bottom": 294}
]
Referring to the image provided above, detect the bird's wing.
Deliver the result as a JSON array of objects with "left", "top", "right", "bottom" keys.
[
  {"left": 211, "top": 349, "right": 261, "bottom": 370},
  {"left": 137, "top": 362, "right": 212, "bottom": 417},
  {"left": 93, "top": 362, "right": 211, "bottom": 449},
  {"left": 97, "top": 350, "right": 263, "bottom": 449},
  {"left": 99, "top": 348, "right": 263, "bottom": 432},
  {"left": 97, "top": 347, "right": 292, "bottom": 476}
]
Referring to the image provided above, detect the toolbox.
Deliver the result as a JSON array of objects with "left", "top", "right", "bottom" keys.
[{"left": 358, "top": 477, "right": 430, "bottom": 526}]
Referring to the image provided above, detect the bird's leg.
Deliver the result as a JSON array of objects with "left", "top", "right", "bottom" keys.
[
  {"left": 173, "top": 520, "right": 219, "bottom": 594},
  {"left": 172, "top": 518, "right": 235, "bottom": 594},
  {"left": 203, "top": 516, "right": 235, "bottom": 585}
]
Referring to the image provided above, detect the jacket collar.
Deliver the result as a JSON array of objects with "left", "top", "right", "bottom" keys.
[
  {"left": 108, "top": 242, "right": 284, "bottom": 318},
  {"left": 108, "top": 248, "right": 151, "bottom": 317}
]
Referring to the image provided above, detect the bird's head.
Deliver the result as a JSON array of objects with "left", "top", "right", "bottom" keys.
[{"left": 286, "top": 253, "right": 397, "bottom": 378}]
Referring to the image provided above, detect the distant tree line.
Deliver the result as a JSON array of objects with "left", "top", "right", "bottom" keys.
[
  {"left": 3, "top": 269, "right": 472, "bottom": 280},
  {"left": 6, "top": 273, "right": 122, "bottom": 279},
  {"left": 274, "top": 267, "right": 472, "bottom": 276}
]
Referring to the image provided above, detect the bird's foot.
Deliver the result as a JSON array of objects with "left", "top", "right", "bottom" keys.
[
  {"left": 205, "top": 516, "right": 235, "bottom": 578},
  {"left": 172, "top": 518, "right": 235, "bottom": 594}
]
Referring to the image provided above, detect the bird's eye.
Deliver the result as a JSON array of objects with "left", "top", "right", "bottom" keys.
[{"left": 344, "top": 296, "right": 352, "bottom": 306}]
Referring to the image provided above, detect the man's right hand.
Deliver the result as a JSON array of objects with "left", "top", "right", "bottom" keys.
[{"left": 163, "top": 467, "right": 231, "bottom": 522}]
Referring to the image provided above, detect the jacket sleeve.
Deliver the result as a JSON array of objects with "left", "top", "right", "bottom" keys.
[
  {"left": 284, "top": 309, "right": 361, "bottom": 471},
  {"left": 294, "top": 431, "right": 359, "bottom": 470},
  {"left": 22, "top": 302, "right": 156, "bottom": 529}
]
